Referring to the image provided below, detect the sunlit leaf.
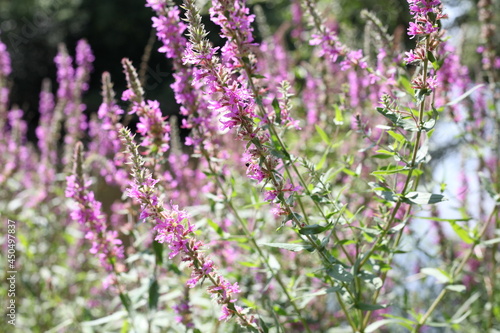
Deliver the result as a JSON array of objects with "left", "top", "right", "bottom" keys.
[
  {"left": 403, "top": 192, "right": 446, "bottom": 205},
  {"left": 421, "top": 268, "right": 451, "bottom": 284},
  {"left": 445, "top": 84, "right": 484, "bottom": 106},
  {"left": 259, "top": 242, "right": 314, "bottom": 252},
  {"left": 327, "top": 264, "right": 353, "bottom": 282}
]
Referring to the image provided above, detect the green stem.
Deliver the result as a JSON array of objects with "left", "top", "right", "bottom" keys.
[
  {"left": 336, "top": 291, "right": 358, "bottom": 332},
  {"left": 412, "top": 206, "right": 498, "bottom": 332},
  {"left": 200, "top": 146, "right": 313, "bottom": 333},
  {"left": 355, "top": 37, "right": 432, "bottom": 332}
]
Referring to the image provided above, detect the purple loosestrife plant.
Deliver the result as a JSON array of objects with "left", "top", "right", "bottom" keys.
[
  {"left": 182, "top": 0, "right": 305, "bottom": 225},
  {"left": 2, "top": 0, "right": 500, "bottom": 331},
  {"left": 57, "top": 40, "right": 94, "bottom": 164},
  {"left": 119, "top": 127, "right": 262, "bottom": 332},
  {"left": 147, "top": 0, "right": 223, "bottom": 159},
  {"left": 0, "top": 38, "right": 11, "bottom": 129},
  {"left": 121, "top": 58, "right": 170, "bottom": 155},
  {"left": 0, "top": 37, "right": 12, "bottom": 181},
  {"left": 65, "top": 142, "right": 140, "bottom": 330},
  {"left": 305, "top": 0, "right": 367, "bottom": 72},
  {"left": 66, "top": 142, "right": 125, "bottom": 282},
  {"left": 54, "top": 44, "right": 75, "bottom": 103},
  {"left": 147, "top": 4, "right": 314, "bottom": 331},
  {"left": 35, "top": 80, "right": 57, "bottom": 190},
  {"left": 181, "top": 4, "right": 358, "bottom": 291},
  {"left": 172, "top": 287, "right": 195, "bottom": 329},
  {"left": 1, "top": 108, "right": 31, "bottom": 186},
  {"left": 88, "top": 72, "right": 129, "bottom": 187}
]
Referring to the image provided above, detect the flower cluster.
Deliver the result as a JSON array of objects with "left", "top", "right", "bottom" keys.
[
  {"left": 209, "top": 0, "right": 256, "bottom": 71},
  {"left": 54, "top": 44, "right": 75, "bottom": 102},
  {"left": 0, "top": 39, "right": 11, "bottom": 77},
  {"left": 121, "top": 58, "right": 170, "bottom": 154},
  {"left": 65, "top": 142, "right": 125, "bottom": 279},
  {"left": 404, "top": 0, "right": 447, "bottom": 91},
  {"left": 120, "top": 127, "right": 260, "bottom": 330},
  {"left": 310, "top": 27, "right": 367, "bottom": 71},
  {"left": 36, "top": 81, "right": 56, "bottom": 161},
  {"left": 182, "top": 0, "right": 305, "bottom": 223},
  {"left": 0, "top": 39, "right": 11, "bottom": 118},
  {"left": 75, "top": 39, "right": 95, "bottom": 92},
  {"left": 147, "top": 0, "right": 225, "bottom": 164},
  {"left": 56, "top": 40, "right": 94, "bottom": 163},
  {"left": 182, "top": 0, "right": 258, "bottom": 132},
  {"left": 88, "top": 72, "right": 129, "bottom": 186},
  {"left": 1, "top": 108, "right": 34, "bottom": 186},
  {"left": 149, "top": 3, "right": 187, "bottom": 58},
  {"left": 35, "top": 80, "right": 58, "bottom": 190},
  {"left": 172, "top": 291, "right": 194, "bottom": 328},
  {"left": 477, "top": 0, "right": 500, "bottom": 74}
]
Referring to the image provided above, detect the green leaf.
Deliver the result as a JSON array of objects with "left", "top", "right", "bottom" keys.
[
  {"left": 120, "top": 320, "right": 130, "bottom": 333},
  {"left": 376, "top": 149, "right": 395, "bottom": 155},
  {"left": 153, "top": 240, "right": 163, "bottom": 265},
  {"left": 119, "top": 292, "right": 133, "bottom": 314},
  {"left": 259, "top": 242, "right": 314, "bottom": 252},
  {"left": 148, "top": 279, "right": 159, "bottom": 310},
  {"left": 413, "top": 216, "right": 472, "bottom": 223},
  {"left": 366, "top": 319, "right": 413, "bottom": 332},
  {"left": 479, "top": 172, "right": 500, "bottom": 202},
  {"left": 372, "top": 166, "right": 407, "bottom": 176},
  {"left": 422, "top": 118, "right": 436, "bottom": 131},
  {"left": 403, "top": 192, "right": 446, "bottom": 205},
  {"left": 207, "top": 218, "right": 224, "bottom": 237},
  {"left": 252, "top": 74, "right": 266, "bottom": 79},
  {"left": 398, "top": 75, "right": 414, "bottom": 95},
  {"left": 377, "top": 107, "right": 418, "bottom": 131},
  {"left": 415, "top": 89, "right": 431, "bottom": 105},
  {"left": 449, "top": 222, "right": 474, "bottom": 244},
  {"left": 334, "top": 104, "right": 344, "bottom": 125},
  {"left": 326, "top": 264, "right": 353, "bottom": 282},
  {"left": 273, "top": 305, "right": 288, "bottom": 316},
  {"left": 387, "top": 130, "right": 406, "bottom": 143},
  {"left": 355, "top": 302, "right": 388, "bottom": 311},
  {"left": 427, "top": 51, "right": 444, "bottom": 71},
  {"left": 369, "top": 182, "right": 399, "bottom": 202},
  {"left": 272, "top": 98, "right": 281, "bottom": 124},
  {"left": 482, "top": 237, "right": 500, "bottom": 246},
  {"left": 446, "top": 284, "right": 466, "bottom": 293},
  {"left": 316, "top": 148, "right": 329, "bottom": 170},
  {"left": 427, "top": 50, "right": 437, "bottom": 63},
  {"left": 269, "top": 147, "right": 288, "bottom": 159},
  {"left": 421, "top": 268, "right": 451, "bottom": 284},
  {"left": 81, "top": 311, "right": 127, "bottom": 327},
  {"left": 258, "top": 317, "right": 270, "bottom": 333},
  {"left": 342, "top": 167, "right": 359, "bottom": 177},
  {"left": 383, "top": 314, "right": 416, "bottom": 325},
  {"left": 167, "top": 263, "right": 182, "bottom": 275},
  {"left": 390, "top": 223, "right": 406, "bottom": 233},
  {"left": 375, "top": 190, "right": 399, "bottom": 202},
  {"left": 358, "top": 271, "right": 383, "bottom": 290},
  {"left": 299, "top": 224, "right": 330, "bottom": 235},
  {"left": 372, "top": 153, "right": 394, "bottom": 159},
  {"left": 415, "top": 141, "right": 430, "bottom": 164},
  {"left": 315, "top": 125, "right": 330, "bottom": 145},
  {"left": 238, "top": 261, "right": 261, "bottom": 267},
  {"left": 326, "top": 286, "right": 342, "bottom": 293},
  {"left": 446, "top": 84, "right": 484, "bottom": 106}
]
